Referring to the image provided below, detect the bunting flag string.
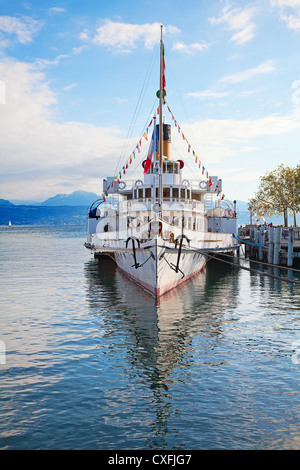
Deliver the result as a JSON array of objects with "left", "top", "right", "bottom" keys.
[
  {"left": 103, "top": 103, "right": 222, "bottom": 199},
  {"left": 166, "top": 103, "right": 209, "bottom": 180},
  {"left": 104, "top": 116, "right": 156, "bottom": 195}
]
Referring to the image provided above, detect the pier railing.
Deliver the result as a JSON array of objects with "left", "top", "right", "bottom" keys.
[
  {"left": 282, "top": 227, "right": 300, "bottom": 240},
  {"left": 238, "top": 225, "right": 300, "bottom": 267}
]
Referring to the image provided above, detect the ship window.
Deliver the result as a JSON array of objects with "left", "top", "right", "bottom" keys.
[
  {"left": 172, "top": 188, "right": 179, "bottom": 198},
  {"left": 163, "top": 187, "right": 170, "bottom": 198},
  {"left": 133, "top": 189, "right": 137, "bottom": 199},
  {"left": 166, "top": 162, "right": 173, "bottom": 173},
  {"left": 145, "top": 187, "right": 151, "bottom": 198},
  {"left": 181, "top": 189, "right": 185, "bottom": 199},
  {"left": 138, "top": 188, "right": 143, "bottom": 199},
  {"left": 174, "top": 163, "right": 179, "bottom": 174}
]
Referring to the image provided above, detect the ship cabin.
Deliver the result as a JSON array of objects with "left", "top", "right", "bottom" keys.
[
  {"left": 99, "top": 156, "right": 222, "bottom": 237},
  {"left": 87, "top": 122, "right": 237, "bottom": 239}
]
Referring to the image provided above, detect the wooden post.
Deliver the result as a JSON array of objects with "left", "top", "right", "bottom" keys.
[
  {"left": 259, "top": 226, "right": 264, "bottom": 261},
  {"left": 268, "top": 226, "right": 274, "bottom": 264},
  {"left": 274, "top": 227, "right": 282, "bottom": 265},
  {"left": 288, "top": 228, "right": 294, "bottom": 267},
  {"left": 249, "top": 226, "right": 255, "bottom": 258}
]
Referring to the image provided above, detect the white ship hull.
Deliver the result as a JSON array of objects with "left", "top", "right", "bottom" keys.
[
  {"left": 115, "top": 245, "right": 206, "bottom": 297},
  {"left": 86, "top": 230, "right": 237, "bottom": 297}
]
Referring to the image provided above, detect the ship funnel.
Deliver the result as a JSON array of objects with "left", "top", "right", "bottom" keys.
[{"left": 155, "top": 123, "right": 171, "bottom": 161}]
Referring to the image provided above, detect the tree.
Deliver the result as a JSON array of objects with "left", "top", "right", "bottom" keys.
[{"left": 248, "top": 164, "right": 300, "bottom": 226}]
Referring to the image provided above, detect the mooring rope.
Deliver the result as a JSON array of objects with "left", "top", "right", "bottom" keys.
[
  {"left": 186, "top": 245, "right": 300, "bottom": 285},
  {"left": 232, "top": 233, "right": 270, "bottom": 247},
  {"left": 211, "top": 249, "right": 300, "bottom": 274}
]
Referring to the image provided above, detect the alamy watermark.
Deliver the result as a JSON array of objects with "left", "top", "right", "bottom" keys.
[{"left": 0, "top": 80, "right": 6, "bottom": 104}]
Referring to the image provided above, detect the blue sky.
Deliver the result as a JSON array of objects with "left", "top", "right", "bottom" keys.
[{"left": 0, "top": 0, "right": 300, "bottom": 202}]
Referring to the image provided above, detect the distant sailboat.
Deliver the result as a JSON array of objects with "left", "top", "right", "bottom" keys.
[{"left": 8, "top": 221, "right": 11, "bottom": 227}]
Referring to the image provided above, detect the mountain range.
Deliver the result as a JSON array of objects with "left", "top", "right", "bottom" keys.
[
  {"left": 7, "top": 190, "right": 100, "bottom": 207},
  {"left": 0, "top": 191, "right": 100, "bottom": 226}
]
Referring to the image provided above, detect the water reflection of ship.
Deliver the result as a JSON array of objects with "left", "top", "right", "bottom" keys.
[
  {"left": 85, "top": 257, "right": 239, "bottom": 381},
  {"left": 84, "top": 257, "right": 239, "bottom": 447}
]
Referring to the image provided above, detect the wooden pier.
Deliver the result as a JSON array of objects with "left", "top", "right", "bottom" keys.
[{"left": 238, "top": 226, "right": 300, "bottom": 267}]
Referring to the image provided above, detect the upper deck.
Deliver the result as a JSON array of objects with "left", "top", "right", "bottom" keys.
[{"left": 103, "top": 160, "right": 222, "bottom": 207}]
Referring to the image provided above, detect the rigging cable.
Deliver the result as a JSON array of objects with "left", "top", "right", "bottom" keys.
[{"left": 113, "top": 41, "right": 159, "bottom": 177}]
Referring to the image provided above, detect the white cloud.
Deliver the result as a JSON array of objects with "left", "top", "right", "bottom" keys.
[
  {"left": 209, "top": 5, "right": 256, "bottom": 44},
  {"left": 48, "top": 7, "right": 66, "bottom": 14},
  {"left": 35, "top": 54, "right": 68, "bottom": 69},
  {"left": 72, "top": 45, "right": 88, "bottom": 55},
  {"left": 79, "top": 29, "right": 89, "bottom": 41},
  {"left": 219, "top": 60, "right": 276, "bottom": 84},
  {"left": 0, "top": 58, "right": 126, "bottom": 199},
  {"left": 0, "top": 15, "right": 43, "bottom": 47},
  {"left": 172, "top": 41, "right": 209, "bottom": 54},
  {"left": 186, "top": 90, "right": 230, "bottom": 99},
  {"left": 172, "top": 113, "right": 300, "bottom": 169},
  {"left": 63, "top": 83, "right": 77, "bottom": 91},
  {"left": 92, "top": 20, "right": 180, "bottom": 53},
  {"left": 270, "top": 0, "right": 300, "bottom": 7},
  {"left": 186, "top": 61, "right": 275, "bottom": 104},
  {"left": 270, "top": 0, "right": 300, "bottom": 30},
  {"left": 281, "top": 13, "right": 300, "bottom": 28}
]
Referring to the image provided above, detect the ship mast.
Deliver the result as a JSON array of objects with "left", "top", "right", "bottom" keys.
[{"left": 158, "top": 24, "right": 164, "bottom": 218}]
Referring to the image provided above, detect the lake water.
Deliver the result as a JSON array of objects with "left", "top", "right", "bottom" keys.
[{"left": 0, "top": 225, "right": 299, "bottom": 450}]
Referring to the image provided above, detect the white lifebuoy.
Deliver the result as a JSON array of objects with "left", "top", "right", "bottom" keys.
[
  {"left": 199, "top": 181, "right": 207, "bottom": 190},
  {"left": 182, "top": 179, "right": 190, "bottom": 187},
  {"left": 135, "top": 179, "right": 143, "bottom": 187},
  {"left": 119, "top": 181, "right": 126, "bottom": 190}
]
